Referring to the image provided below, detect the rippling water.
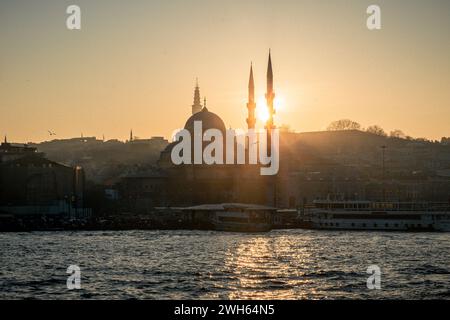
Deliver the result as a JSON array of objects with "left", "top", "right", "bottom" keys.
[{"left": 0, "top": 230, "right": 449, "bottom": 299}]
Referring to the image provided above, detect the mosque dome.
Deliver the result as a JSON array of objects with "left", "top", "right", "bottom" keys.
[
  {"left": 158, "top": 106, "right": 227, "bottom": 168},
  {"left": 184, "top": 107, "right": 226, "bottom": 134}
]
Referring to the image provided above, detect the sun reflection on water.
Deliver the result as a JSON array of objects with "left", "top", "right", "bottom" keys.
[{"left": 223, "top": 235, "right": 317, "bottom": 299}]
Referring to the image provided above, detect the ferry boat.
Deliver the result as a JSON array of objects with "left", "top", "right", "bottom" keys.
[
  {"left": 184, "top": 203, "right": 275, "bottom": 232},
  {"left": 300, "top": 200, "right": 450, "bottom": 232}
]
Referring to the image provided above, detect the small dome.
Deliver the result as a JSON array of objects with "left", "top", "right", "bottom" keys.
[{"left": 184, "top": 107, "right": 226, "bottom": 134}]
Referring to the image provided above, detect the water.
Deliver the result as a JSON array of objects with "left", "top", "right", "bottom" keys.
[{"left": 0, "top": 230, "right": 449, "bottom": 299}]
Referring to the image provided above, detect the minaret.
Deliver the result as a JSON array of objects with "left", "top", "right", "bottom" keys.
[
  {"left": 130, "top": 129, "right": 133, "bottom": 142},
  {"left": 266, "top": 51, "right": 277, "bottom": 208},
  {"left": 192, "top": 78, "right": 202, "bottom": 115},
  {"left": 265, "top": 50, "right": 275, "bottom": 130},
  {"left": 246, "top": 63, "right": 256, "bottom": 129}
]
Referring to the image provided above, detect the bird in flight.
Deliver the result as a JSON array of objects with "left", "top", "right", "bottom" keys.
[{"left": 48, "top": 130, "right": 56, "bottom": 136}]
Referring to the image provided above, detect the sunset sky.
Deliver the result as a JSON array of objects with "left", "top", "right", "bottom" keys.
[{"left": 1, "top": 0, "right": 449, "bottom": 142}]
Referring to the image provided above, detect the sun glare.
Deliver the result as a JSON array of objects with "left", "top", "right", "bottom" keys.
[
  {"left": 256, "top": 95, "right": 284, "bottom": 124},
  {"left": 274, "top": 96, "right": 283, "bottom": 112},
  {"left": 257, "top": 96, "right": 270, "bottom": 123}
]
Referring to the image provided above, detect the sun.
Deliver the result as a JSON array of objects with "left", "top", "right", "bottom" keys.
[
  {"left": 256, "top": 96, "right": 284, "bottom": 124},
  {"left": 256, "top": 96, "right": 270, "bottom": 123}
]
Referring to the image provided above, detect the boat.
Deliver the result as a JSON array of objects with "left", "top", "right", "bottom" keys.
[
  {"left": 299, "top": 200, "right": 450, "bottom": 232},
  {"left": 211, "top": 209, "right": 273, "bottom": 232},
  {"left": 183, "top": 203, "right": 275, "bottom": 232}
]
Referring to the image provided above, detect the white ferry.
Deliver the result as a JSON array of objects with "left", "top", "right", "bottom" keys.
[{"left": 301, "top": 200, "right": 450, "bottom": 232}]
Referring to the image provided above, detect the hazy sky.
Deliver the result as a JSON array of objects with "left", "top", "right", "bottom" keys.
[{"left": 1, "top": 0, "right": 449, "bottom": 142}]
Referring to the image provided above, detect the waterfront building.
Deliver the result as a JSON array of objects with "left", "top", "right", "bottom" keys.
[{"left": 0, "top": 141, "right": 89, "bottom": 218}]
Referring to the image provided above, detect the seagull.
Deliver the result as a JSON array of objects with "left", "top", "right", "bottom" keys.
[{"left": 48, "top": 130, "right": 56, "bottom": 136}]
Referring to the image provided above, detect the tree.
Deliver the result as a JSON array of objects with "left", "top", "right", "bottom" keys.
[
  {"left": 327, "top": 119, "right": 361, "bottom": 131},
  {"left": 389, "top": 129, "right": 406, "bottom": 139},
  {"left": 366, "top": 125, "right": 387, "bottom": 136}
]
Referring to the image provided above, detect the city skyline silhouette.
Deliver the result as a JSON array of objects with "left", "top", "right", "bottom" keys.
[{"left": 1, "top": 0, "right": 449, "bottom": 142}]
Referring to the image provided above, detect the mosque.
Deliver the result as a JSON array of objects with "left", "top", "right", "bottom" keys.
[
  {"left": 160, "top": 51, "right": 276, "bottom": 158},
  {"left": 120, "top": 52, "right": 302, "bottom": 209}
]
